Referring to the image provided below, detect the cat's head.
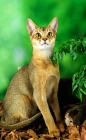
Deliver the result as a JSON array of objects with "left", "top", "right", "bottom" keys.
[{"left": 27, "top": 17, "right": 58, "bottom": 54}]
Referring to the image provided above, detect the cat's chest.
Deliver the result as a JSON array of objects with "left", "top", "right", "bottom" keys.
[
  {"left": 29, "top": 60, "right": 60, "bottom": 87},
  {"left": 36, "top": 64, "right": 60, "bottom": 87},
  {"left": 41, "top": 63, "right": 59, "bottom": 77}
]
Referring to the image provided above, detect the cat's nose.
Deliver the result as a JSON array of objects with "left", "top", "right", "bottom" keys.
[{"left": 43, "top": 38, "right": 47, "bottom": 42}]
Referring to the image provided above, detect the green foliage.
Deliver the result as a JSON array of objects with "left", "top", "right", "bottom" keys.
[
  {"left": 58, "top": 33, "right": 86, "bottom": 60},
  {"left": 51, "top": 52, "right": 58, "bottom": 66},
  {"left": 51, "top": 33, "right": 86, "bottom": 100},
  {"left": 72, "top": 64, "right": 86, "bottom": 100}
]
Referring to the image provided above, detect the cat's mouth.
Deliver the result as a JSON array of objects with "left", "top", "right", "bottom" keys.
[{"left": 41, "top": 42, "right": 49, "bottom": 46}]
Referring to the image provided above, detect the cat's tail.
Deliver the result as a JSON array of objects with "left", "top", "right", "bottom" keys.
[{"left": 0, "top": 112, "right": 42, "bottom": 131}]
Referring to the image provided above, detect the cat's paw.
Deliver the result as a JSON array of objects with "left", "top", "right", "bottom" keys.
[
  {"left": 58, "top": 122, "right": 65, "bottom": 132},
  {"left": 50, "top": 129, "right": 60, "bottom": 138}
]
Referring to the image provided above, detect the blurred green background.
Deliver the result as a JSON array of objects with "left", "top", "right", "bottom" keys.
[{"left": 0, "top": 0, "right": 86, "bottom": 99}]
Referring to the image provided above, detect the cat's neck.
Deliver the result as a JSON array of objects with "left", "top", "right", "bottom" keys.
[
  {"left": 32, "top": 48, "right": 53, "bottom": 60},
  {"left": 31, "top": 49, "right": 53, "bottom": 67}
]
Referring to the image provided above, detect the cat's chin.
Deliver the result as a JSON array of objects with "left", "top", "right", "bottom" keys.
[
  {"left": 39, "top": 45, "right": 51, "bottom": 51},
  {"left": 33, "top": 44, "right": 52, "bottom": 51}
]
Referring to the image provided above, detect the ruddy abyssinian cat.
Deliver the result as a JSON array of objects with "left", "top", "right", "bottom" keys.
[{"left": 0, "top": 17, "right": 64, "bottom": 138}]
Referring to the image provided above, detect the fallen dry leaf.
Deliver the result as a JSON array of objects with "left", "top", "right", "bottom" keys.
[
  {"left": 80, "top": 120, "right": 86, "bottom": 140},
  {"left": 67, "top": 126, "right": 81, "bottom": 140},
  {"left": 6, "top": 130, "right": 21, "bottom": 140},
  {"left": 19, "top": 131, "right": 29, "bottom": 139},
  {"left": 27, "top": 129, "right": 38, "bottom": 139},
  {"left": 42, "top": 134, "right": 54, "bottom": 139},
  {"left": 0, "top": 100, "right": 86, "bottom": 140},
  {"left": 81, "top": 127, "right": 86, "bottom": 140}
]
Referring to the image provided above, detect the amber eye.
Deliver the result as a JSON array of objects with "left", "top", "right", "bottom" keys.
[
  {"left": 36, "top": 33, "right": 41, "bottom": 38},
  {"left": 47, "top": 32, "right": 52, "bottom": 37}
]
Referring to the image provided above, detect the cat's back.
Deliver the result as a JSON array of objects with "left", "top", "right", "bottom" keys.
[
  {"left": 9, "top": 64, "right": 29, "bottom": 86},
  {"left": 4, "top": 64, "right": 32, "bottom": 97}
]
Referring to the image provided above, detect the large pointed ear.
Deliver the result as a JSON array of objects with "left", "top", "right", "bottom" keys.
[
  {"left": 27, "top": 18, "right": 37, "bottom": 35},
  {"left": 49, "top": 17, "right": 58, "bottom": 33}
]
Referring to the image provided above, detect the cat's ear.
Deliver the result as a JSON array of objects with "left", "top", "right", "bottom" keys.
[
  {"left": 49, "top": 17, "right": 58, "bottom": 33},
  {"left": 27, "top": 19, "right": 37, "bottom": 35}
]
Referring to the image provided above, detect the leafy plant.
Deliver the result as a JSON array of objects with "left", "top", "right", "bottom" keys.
[
  {"left": 51, "top": 51, "right": 58, "bottom": 66},
  {"left": 72, "top": 64, "right": 86, "bottom": 100},
  {"left": 58, "top": 33, "right": 86, "bottom": 60},
  {"left": 51, "top": 33, "right": 86, "bottom": 100}
]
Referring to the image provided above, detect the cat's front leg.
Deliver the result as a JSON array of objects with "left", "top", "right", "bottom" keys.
[
  {"left": 49, "top": 93, "right": 65, "bottom": 132},
  {"left": 33, "top": 89, "right": 60, "bottom": 138}
]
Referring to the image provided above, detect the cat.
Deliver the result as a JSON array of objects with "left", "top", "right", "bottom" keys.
[{"left": 0, "top": 17, "right": 64, "bottom": 138}]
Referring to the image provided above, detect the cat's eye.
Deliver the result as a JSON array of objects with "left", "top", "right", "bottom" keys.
[
  {"left": 35, "top": 33, "right": 41, "bottom": 38},
  {"left": 47, "top": 32, "right": 52, "bottom": 37}
]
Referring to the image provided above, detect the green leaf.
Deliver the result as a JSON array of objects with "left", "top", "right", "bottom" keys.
[
  {"left": 58, "top": 52, "right": 63, "bottom": 60},
  {"left": 71, "top": 51, "right": 77, "bottom": 60},
  {"left": 80, "top": 88, "right": 86, "bottom": 95},
  {"left": 72, "top": 84, "right": 78, "bottom": 92},
  {"left": 73, "top": 89, "right": 82, "bottom": 100},
  {"left": 84, "top": 82, "right": 86, "bottom": 88},
  {"left": 79, "top": 71, "right": 84, "bottom": 78},
  {"left": 72, "top": 64, "right": 86, "bottom": 100}
]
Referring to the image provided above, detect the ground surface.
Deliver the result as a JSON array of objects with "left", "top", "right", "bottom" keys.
[{"left": 0, "top": 100, "right": 86, "bottom": 140}]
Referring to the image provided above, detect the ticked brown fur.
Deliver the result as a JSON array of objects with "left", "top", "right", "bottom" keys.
[{"left": 0, "top": 17, "right": 64, "bottom": 138}]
